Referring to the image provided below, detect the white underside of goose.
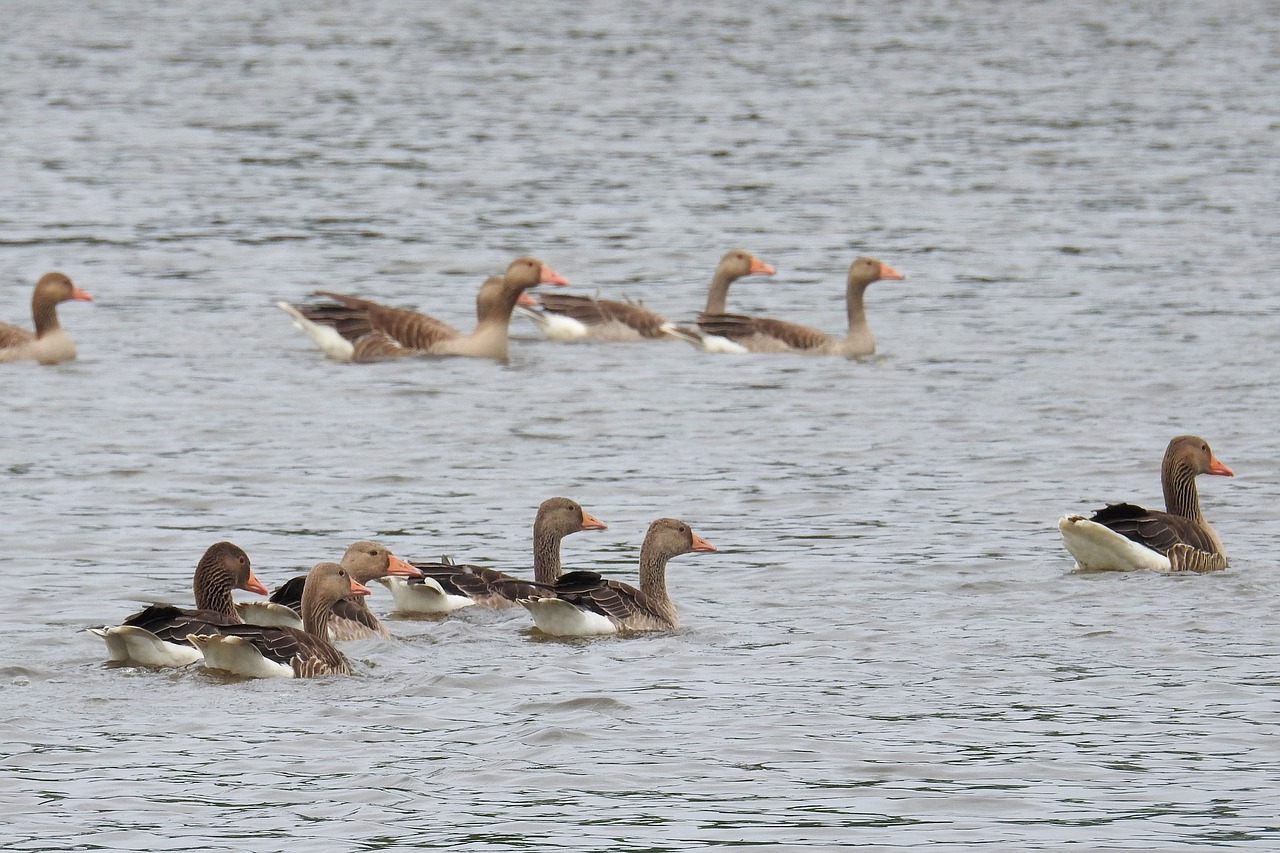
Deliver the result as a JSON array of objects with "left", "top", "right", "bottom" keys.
[
  {"left": 518, "top": 597, "right": 617, "bottom": 637},
  {"left": 0, "top": 330, "right": 77, "bottom": 364},
  {"left": 378, "top": 576, "right": 475, "bottom": 614},
  {"left": 235, "top": 601, "right": 305, "bottom": 629},
  {"left": 276, "top": 302, "right": 355, "bottom": 361},
  {"left": 186, "top": 634, "right": 294, "bottom": 679},
  {"left": 87, "top": 626, "right": 203, "bottom": 667},
  {"left": 661, "top": 325, "right": 749, "bottom": 354},
  {"left": 513, "top": 305, "right": 589, "bottom": 341},
  {"left": 1057, "top": 515, "right": 1173, "bottom": 572}
]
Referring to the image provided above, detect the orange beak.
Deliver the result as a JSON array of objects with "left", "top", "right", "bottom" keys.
[
  {"left": 539, "top": 265, "right": 570, "bottom": 286},
  {"left": 71, "top": 286, "right": 94, "bottom": 302},
  {"left": 690, "top": 532, "right": 717, "bottom": 553},
  {"left": 349, "top": 577, "right": 372, "bottom": 596},
  {"left": 580, "top": 510, "right": 608, "bottom": 531},
  {"left": 386, "top": 554, "right": 422, "bottom": 577},
  {"left": 1206, "top": 454, "right": 1234, "bottom": 477},
  {"left": 517, "top": 291, "right": 540, "bottom": 307},
  {"left": 243, "top": 572, "right": 270, "bottom": 596},
  {"left": 749, "top": 256, "right": 775, "bottom": 276},
  {"left": 878, "top": 262, "right": 905, "bottom": 281}
]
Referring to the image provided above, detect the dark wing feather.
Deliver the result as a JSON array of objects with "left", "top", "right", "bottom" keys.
[
  {"left": 0, "top": 320, "right": 35, "bottom": 349},
  {"left": 1089, "top": 503, "right": 1218, "bottom": 556},
  {"left": 546, "top": 572, "right": 651, "bottom": 622},
  {"left": 123, "top": 604, "right": 240, "bottom": 644},
  {"left": 412, "top": 560, "right": 537, "bottom": 602},
  {"left": 697, "top": 312, "right": 832, "bottom": 350},
  {"left": 267, "top": 576, "right": 306, "bottom": 614},
  {"left": 189, "top": 623, "right": 300, "bottom": 664},
  {"left": 309, "top": 291, "right": 460, "bottom": 351},
  {"left": 538, "top": 293, "right": 668, "bottom": 337}
]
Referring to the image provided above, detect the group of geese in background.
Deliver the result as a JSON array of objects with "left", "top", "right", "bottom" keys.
[
  {"left": 0, "top": 258, "right": 1238, "bottom": 677},
  {"left": 90, "top": 499, "right": 717, "bottom": 678}
]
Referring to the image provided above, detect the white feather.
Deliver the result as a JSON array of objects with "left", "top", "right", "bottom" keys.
[
  {"left": 277, "top": 301, "right": 355, "bottom": 361},
  {"left": 1057, "top": 516, "right": 1173, "bottom": 572}
]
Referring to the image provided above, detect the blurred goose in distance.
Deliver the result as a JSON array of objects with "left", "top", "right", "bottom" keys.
[
  {"left": 532, "top": 249, "right": 774, "bottom": 344},
  {"left": 696, "top": 255, "right": 903, "bottom": 357},
  {"left": 277, "top": 256, "right": 569, "bottom": 362},
  {"left": 1, "top": 272, "right": 94, "bottom": 365}
]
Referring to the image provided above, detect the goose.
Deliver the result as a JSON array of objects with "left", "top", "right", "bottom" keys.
[
  {"left": 1058, "top": 435, "right": 1234, "bottom": 572},
  {"left": 518, "top": 517, "right": 716, "bottom": 636},
  {"left": 0, "top": 272, "right": 94, "bottom": 365},
  {"left": 382, "top": 497, "right": 608, "bottom": 614},
  {"left": 88, "top": 542, "right": 268, "bottom": 667},
  {"left": 276, "top": 256, "right": 569, "bottom": 363},
  {"left": 696, "top": 255, "right": 903, "bottom": 357},
  {"left": 533, "top": 250, "right": 774, "bottom": 343},
  {"left": 236, "top": 540, "right": 421, "bottom": 639},
  {"left": 187, "top": 562, "right": 369, "bottom": 679}
]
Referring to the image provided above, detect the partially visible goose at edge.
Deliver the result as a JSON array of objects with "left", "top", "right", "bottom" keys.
[
  {"left": 88, "top": 542, "right": 268, "bottom": 667},
  {"left": 382, "top": 497, "right": 608, "bottom": 614},
  {"left": 532, "top": 249, "right": 774, "bottom": 344},
  {"left": 1, "top": 272, "right": 94, "bottom": 365},
  {"left": 519, "top": 517, "right": 716, "bottom": 637},
  {"left": 237, "top": 540, "right": 421, "bottom": 640},
  {"left": 1058, "top": 434, "right": 1234, "bottom": 572},
  {"left": 187, "top": 562, "right": 370, "bottom": 679},
  {"left": 276, "top": 256, "right": 569, "bottom": 363},
  {"left": 697, "top": 255, "right": 903, "bottom": 357}
]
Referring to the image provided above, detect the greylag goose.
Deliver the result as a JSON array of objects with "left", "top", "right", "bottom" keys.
[
  {"left": 0, "top": 272, "right": 94, "bottom": 365},
  {"left": 697, "top": 255, "right": 903, "bottom": 357},
  {"left": 187, "top": 562, "right": 369, "bottom": 679},
  {"left": 276, "top": 256, "right": 569, "bottom": 363},
  {"left": 532, "top": 250, "right": 774, "bottom": 343},
  {"left": 88, "top": 542, "right": 268, "bottom": 667},
  {"left": 519, "top": 517, "right": 716, "bottom": 636},
  {"left": 1058, "top": 435, "right": 1234, "bottom": 572},
  {"left": 237, "top": 540, "right": 421, "bottom": 639},
  {"left": 382, "top": 497, "right": 608, "bottom": 614}
]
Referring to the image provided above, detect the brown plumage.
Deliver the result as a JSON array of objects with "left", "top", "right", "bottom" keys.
[
  {"left": 251, "top": 541, "right": 421, "bottom": 640},
  {"left": 697, "top": 255, "right": 903, "bottom": 357},
  {"left": 279, "top": 257, "right": 569, "bottom": 362},
  {"left": 519, "top": 517, "right": 717, "bottom": 635},
  {"left": 190, "top": 562, "right": 371, "bottom": 678},
  {"left": 1061, "top": 435, "right": 1234, "bottom": 572},
  {"left": 535, "top": 249, "right": 774, "bottom": 342},
  {"left": 0, "top": 272, "right": 94, "bottom": 364},
  {"left": 409, "top": 497, "right": 608, "bottom": 607},
  {"left": 89, "top": 542, "right": 269, "bottom": 667}
]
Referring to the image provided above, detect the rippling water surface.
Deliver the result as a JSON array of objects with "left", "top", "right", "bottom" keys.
[{"left": 3, "top": 1, "right": 1279, "bottom": 850}]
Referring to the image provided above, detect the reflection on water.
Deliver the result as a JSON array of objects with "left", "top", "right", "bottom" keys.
[{"left": 3, "top": 1, "right": 1279, "bottom": 850}]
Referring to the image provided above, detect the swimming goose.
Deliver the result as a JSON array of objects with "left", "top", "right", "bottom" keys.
[
  {"left": 0, "top": 272, "right": 94, "bottom": 365},
  {"left": 187, "top": 562, "right": 370, "bottom": 678},
  {"left": 1058, "top": 435, "right": 1234, "bottom": 572},
  {"left": 382, "top": 497, "right": 608, "bottom": 613},
  {"left": 277, "top": 256, "right": 569, "bottom": 363},
  {"left": 696, "top": 255, "right": 903, "bottom": 357},
  {"left": 237, "top": 540, "right": 420, "bottom": 639},
  {"left": 533, "top": 250, "right": 774, "bottom": 343},
  {"left": 88, "top": 542, "right": 268, "bottom": 667},
  {"left": 519, "top": 517, "right": 716, "bottom": 636}
]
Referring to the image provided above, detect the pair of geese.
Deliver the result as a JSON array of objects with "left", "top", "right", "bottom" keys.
[
  {"left": 90, "top": 500, "right": 717, "bottom": 679},
  {"left": 276, "top": 251, "right": 906, "bottom": 362}
]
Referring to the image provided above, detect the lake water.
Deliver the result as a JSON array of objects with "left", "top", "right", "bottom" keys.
[{"left": 2, "top": 1, "right": 1279, "bottom": 850}]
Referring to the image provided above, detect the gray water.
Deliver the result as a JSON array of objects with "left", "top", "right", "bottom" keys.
[{"left": 3, "top": 1, "right": 1279, "bottom": 850}]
